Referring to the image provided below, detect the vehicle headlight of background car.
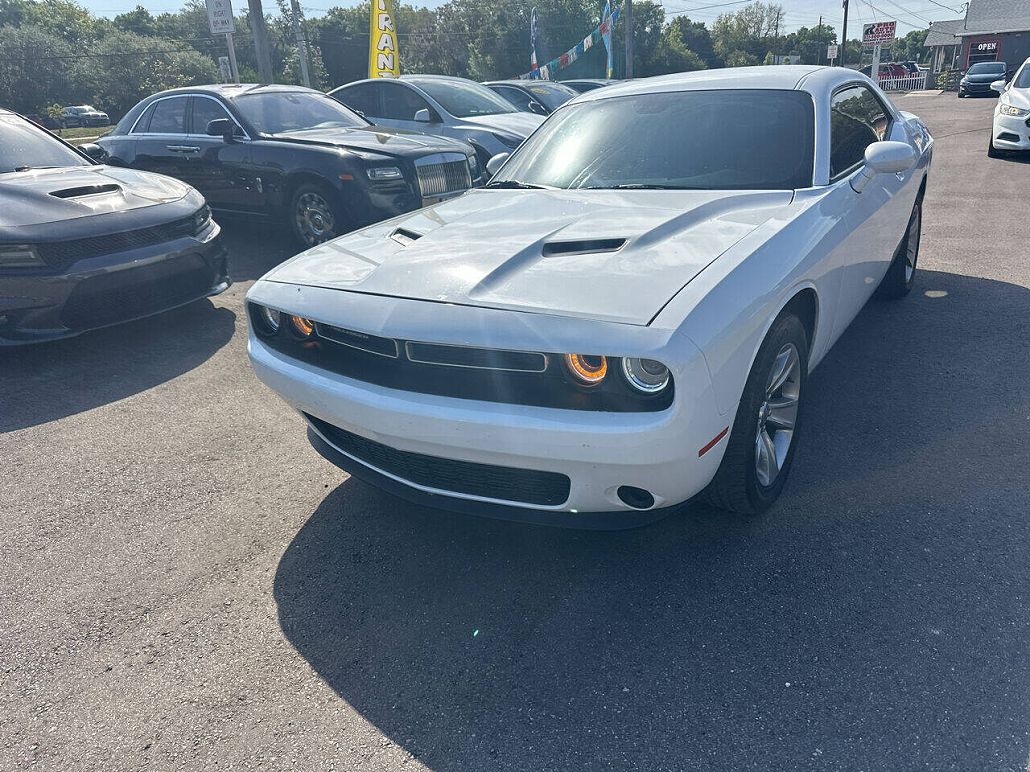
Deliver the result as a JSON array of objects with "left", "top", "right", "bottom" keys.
[{"left": 247, "top": 302, "right": 674, "bottom": 411}]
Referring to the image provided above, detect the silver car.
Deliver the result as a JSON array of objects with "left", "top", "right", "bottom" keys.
[{"left": 328, "top": 75, "right": 544, "bottom": 167}]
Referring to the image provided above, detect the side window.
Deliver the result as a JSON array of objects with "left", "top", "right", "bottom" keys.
[
  {"left": 492, "top": 86, "right": 533, "bottom": 112},
  {"left": 335, "top": 83, "right": 380, "bottom": 118},
  {"left": 380, "top": 83, "right": 432, "bottom": 121},
  {"left": 147, "top": 97, "right": 189, "bottom": 135},
  {"left": 191, "top": 97, "right": 233, "bottom": 134},
  {"left": 130, "top": 103, "right": 156, "bottom": 134},
  {"left": 830, "top": 86, "right": 892, "bottom": 179}
]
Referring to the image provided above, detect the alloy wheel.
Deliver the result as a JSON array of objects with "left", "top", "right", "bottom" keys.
[
  {"left": 295, "top": 192, "right": 336, "bottom": 247},
  {"left": 754, "top": 342, "right": 801, "bottom": 487}
]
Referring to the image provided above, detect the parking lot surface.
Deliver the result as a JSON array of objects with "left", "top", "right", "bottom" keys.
[{"left": 2, "top": 93, "right": 1029, "bottom": 771}]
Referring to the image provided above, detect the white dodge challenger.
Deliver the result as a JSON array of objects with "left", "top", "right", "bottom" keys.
[{"left": 247, "top": 66, "right": 933, "bottom": 527}]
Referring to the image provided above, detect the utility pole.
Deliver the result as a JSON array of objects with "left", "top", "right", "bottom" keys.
[
  {"left": 840, "top": 0, "right": 849, "bottom": 67},
  {"left": 247, "top": 0, "right": 275, "bottom": 84},
  {"left": 289, "top": 0, "right": 312, "bottom": 87},
  {"left": 624, "top": 0, "right": 634, "bottom": 78}
]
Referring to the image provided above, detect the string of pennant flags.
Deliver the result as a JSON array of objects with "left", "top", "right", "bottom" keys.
[{"left": 518, "top": 4, "right": 621, "bottom": 80}]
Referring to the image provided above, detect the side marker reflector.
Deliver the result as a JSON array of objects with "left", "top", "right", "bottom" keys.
[{"left": 698, "top": 427, "right": 729, "bottom": 457}]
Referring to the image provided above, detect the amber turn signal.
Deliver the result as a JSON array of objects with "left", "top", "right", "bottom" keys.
[
  {"left": 564, "top": 353, "right": 608, "bottom": 384},
  {"left": 289, "top": 315, "right": 316, "bottom": 338}
]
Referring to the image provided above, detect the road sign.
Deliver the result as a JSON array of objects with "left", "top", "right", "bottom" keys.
[
  {"left": 862, "top": 21, "right": 896, "bottom": 45},
  {"left": 206, "top": 0, "right": 235, "bottom": 35},
  {"left": 827, "top": 44, "right": 839, "bottom": 60}
]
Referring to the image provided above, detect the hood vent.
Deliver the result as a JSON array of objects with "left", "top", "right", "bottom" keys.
[
  {"left": 390, "top": 227, "right": 423, "bottom": 246},
  {"left": 50, "top": 183, "right": 120, "bottom": 199},
  {"left": 542, "top": 238, "right": 626, "bottom": 257}
]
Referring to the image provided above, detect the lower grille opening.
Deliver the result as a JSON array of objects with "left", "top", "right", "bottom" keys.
[
  {"left": 997, "top": 132, "right": 1020, "bottom": 142},
  {"left": 306, "top": 413, "right": 571, "bottom": 506}
]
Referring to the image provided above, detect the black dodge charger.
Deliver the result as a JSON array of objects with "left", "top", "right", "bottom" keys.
[
  {"left": 96, "top": 84, "right": 481, "bottom": 246},
  {"left": 0, "top": 109, "right": 229, "bottom": 345}
]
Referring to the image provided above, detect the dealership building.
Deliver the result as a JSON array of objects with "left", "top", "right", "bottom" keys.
[{"left": 924, "top": 0, "right": 1030, "bottom": 73}]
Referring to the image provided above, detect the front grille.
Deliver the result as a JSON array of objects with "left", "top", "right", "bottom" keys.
[
  {"left": 306, "top": 414, "right": 571, "bottom": 506},
  {"left": 416, "top": 160, "right": 472, "bottom": 198},
  {"left": 60, "top": 253, "right": 215, "bottom": 329},
  {"left": 36, "top": 214, "right": 200, "bottom": 271}
]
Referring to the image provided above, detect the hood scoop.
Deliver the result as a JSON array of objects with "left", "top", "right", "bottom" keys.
[
  {"left": 542, "top": 238, "right": 626, "bottom": 257},
  {"left": 50, "top": 183, "right": 121, "bottom": 199},
  {"left": 390, "top": 227, "right": 423, "bottom": 246}
]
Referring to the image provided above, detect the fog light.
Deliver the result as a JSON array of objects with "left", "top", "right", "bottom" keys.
[
  {"left": 621, "top": 358, "right": 670, "bottom": 393},
  {"left": 565, "top": 354, "right": 607, "bottom": 384},
  {"left": 289, "top": 315, "right": 316, "bottom": 338}
]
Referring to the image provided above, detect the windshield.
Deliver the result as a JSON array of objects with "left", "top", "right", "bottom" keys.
[
  {"left": 968, "top": 62, "right": 1005, "bottom": 74},
  {"left": 0, "top": 114, "right": 89, "bottom": 174},
  {"left": 492, "top": 89, "right": 814, "bottom": 191},
  {"left": 412, "top": 79, "right": 516, "bottom": 117},
  {"left": 523, "top": 82, "right": 578, "bottom": 111},
  {"left": 1014, "top": 65, "right": 1030, "bottom": 89},
  {"left": 235, "top": 91, "right": 369, "bottom": 134}
]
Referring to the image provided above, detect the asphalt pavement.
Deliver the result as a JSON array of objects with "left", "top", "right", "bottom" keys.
[{"left": 2, "top": 92, "right": 1029, "bottom": 771}]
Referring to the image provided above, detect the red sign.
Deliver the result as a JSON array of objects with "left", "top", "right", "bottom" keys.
[{"left": 863, "top": 21, "right": 897, "bottom": 45}]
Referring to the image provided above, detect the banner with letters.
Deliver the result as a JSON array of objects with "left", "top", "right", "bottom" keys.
[{"left": 369, "top": 0, "right": 400, "bottom": 78}]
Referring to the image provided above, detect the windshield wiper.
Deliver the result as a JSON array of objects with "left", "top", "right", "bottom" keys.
[
  {"left": 484, "top": 180, "right": 546, "bottom": 189},
  {"left": 580, "top": 183, "right": 685, "bottom": 190},
  {"left": 11, "top": 165, "right": 63, "bottom": 172}
]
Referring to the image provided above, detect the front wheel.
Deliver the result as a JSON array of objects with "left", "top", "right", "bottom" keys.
[
  {"left": 289, "top": 183, "right": 349, "bottom": 248},
  {"left": 704, "top": 313, "right": 809, "bottom": 515}
]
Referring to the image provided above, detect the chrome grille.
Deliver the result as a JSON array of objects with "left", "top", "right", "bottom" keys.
[{"left": 416, "top": 159, "right": 472, "bottom": 198}]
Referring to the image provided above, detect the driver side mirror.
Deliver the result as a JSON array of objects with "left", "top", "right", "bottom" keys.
[
  {"left": 78, "top": 142, "right": 107, "bottom": 163},
  {"left": 206, "top": 118, "right": 238, "bottom": 141},
  {"left": 527, "top": 100, "right": 547, "bottom": 115},
  {"left": 990, "top": 79, "right": 1008, "bottom": 93},
  {"left": 414, "top": 108, "right": 433, "bottom": 123},
  {"left": 485, "top": 152, "right": 510, "bottom": 178},
  {"left": 850, "top": 141, "right": 916, "bottom": 193}
]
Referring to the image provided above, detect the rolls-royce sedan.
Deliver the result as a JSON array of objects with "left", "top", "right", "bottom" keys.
[
  {"left": 0, "top": 108, "right": 228, "bottom": 345},
  {"left": 246, "top": 67, "right": 933, "bottom": 528},
  {"left": 97, "top": 85, "right": 481, "bottom": 247}
]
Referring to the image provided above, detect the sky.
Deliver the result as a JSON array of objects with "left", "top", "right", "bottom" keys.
[{"left": 76, "top": 0, "right": 965, "bottom": 41}]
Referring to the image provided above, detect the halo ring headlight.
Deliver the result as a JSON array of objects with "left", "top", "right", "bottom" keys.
[
  {"left": 621, "top": 358, "right": 670, "bottom": 393},
  {"left": 564, "top": 354, "right": 608, "bottom": 385},
  {"left": 289, "top": 315, "right": 316, "bottom": 339},
  {"left": 257, "top": 306, "right": 281, "bottom": 335}
]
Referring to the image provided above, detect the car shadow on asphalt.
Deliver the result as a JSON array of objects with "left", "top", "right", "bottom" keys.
[
  {"left": 273, "top": 270, "right": 1030, "bottom": 770},
  {"left": 215, "top": 216, "right": 301, "bottom": 282},
  {"left": 0, "top": 300, "right": 235, "bottom": 433}
]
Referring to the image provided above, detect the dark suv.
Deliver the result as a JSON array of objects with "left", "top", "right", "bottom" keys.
[{"left": 96, "top": 84, "right": 481, "bottom": 246}]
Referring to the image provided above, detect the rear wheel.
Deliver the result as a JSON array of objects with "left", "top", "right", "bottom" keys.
[
  {"left": 877, "top": 199, "right": 922, "bottom": 299},
  {"left": 704, "top": 313, "right": 808, "bottom": 515},
  {"left": 289, "top": 182, "right": 349, "bottom": 248}
]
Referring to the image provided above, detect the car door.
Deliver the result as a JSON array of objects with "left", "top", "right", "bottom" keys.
[
  {"left": 126, "top": 95, "right": 194, "bottom": 182},
  {"left": 828, "top": 84, "right": 916, "bottom": 337},
  {"left": 185, "top": 95, "right": 258, "bottom": 213}
]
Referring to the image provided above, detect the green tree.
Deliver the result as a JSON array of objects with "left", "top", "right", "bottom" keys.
[
  {"left": 710, "top": 1, "right": 784, "bottom": 63},
  {"left": 0, "top": 25, "right": 78, "bottom": 113},
  {"left": 665, "top": 15, "right": 719, "bottom": 68},
  {"left": 113, "top": 5, "right": 156, "bottom": 37}
]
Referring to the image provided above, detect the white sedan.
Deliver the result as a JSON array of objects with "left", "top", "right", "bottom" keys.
[
  {"left": 247, "top": 66, "right": 933, "bottom": 528},
  {"left": 989, "top": 56, "right": 1030, "bottom": 157}
]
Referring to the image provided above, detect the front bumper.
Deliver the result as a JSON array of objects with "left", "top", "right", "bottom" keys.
[
  {"left": 992, "top": 110, "right": 1030, "bottom": 150},
  {"left": 959, "top": 81, "right": 995, "bottom": 96},
  {"left": 0, "top": 223, "right": 229, "bottom": 345},
  {"left": 245, "top": 283, "right": 730, "bottom": 526}
]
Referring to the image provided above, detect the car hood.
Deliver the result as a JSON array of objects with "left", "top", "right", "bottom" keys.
[
  {"left": 964, "top": 72, "right": 1005, "bottom": 83},
  {"left": 457, "top": 112, "right": 546, "bottom": 137},
  {"left": 1002, "top": 88, "right": 1030, "bottom": 108},
  {"left": 270, "top": 126, "right": 471, "bottom": 157},
  {"left": 262, "top": 188, "right": 796, "bottom": 325},
  {"left": 0, "top": 165, "right": 191, "bottom": 229}
]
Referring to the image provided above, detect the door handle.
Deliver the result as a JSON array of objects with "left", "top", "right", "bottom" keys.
[{"left": 166, "top": 145, "right": 200, "bottom": 153}]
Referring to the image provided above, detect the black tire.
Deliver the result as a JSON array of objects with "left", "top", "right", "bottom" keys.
[
  {"left": 877, "top": 199, "right": 922, "bottom": 300},
  {"left": 987, "top": 132, "right": 1002, "bottom": 158},
  {"left": 704, "top": 313, "right": 809, "bottom": 515},
  {"left": 288, "top": 182, "right": 349, "bottom": 248}
]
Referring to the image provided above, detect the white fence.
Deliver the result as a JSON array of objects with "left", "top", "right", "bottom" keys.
[{"left": 876, "top": 73, "right": 931, "bottom": 92}]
